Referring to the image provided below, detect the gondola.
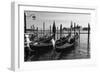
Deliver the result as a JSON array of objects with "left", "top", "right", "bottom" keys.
[
  {"left": 54, "top": 33, "right": 79, "bottom": 59},
  {"left": 55, "top": 33, "right": 79, "bottom": 52},
  {"left": 28, "top": 41, "right": 53, "bottom": 61},
  {"left": 55, "top": 33, "right": 71, "bottom": 46},
  {"left": 39, "top": 36, "right": 52, "bottom": 43},
  {"left": 30, "top": 41, "right": 53, "bottom": 55},
  {"left": 24, "top": 35, "right": 53, "bottom": 61}
]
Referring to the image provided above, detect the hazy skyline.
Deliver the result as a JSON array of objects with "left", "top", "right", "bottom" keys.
[{"left": 25, "top": 11, "right": 91, "bottom": 30}]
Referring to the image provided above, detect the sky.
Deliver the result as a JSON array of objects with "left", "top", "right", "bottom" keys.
[{"left": 24, "top": 11, "right": 91, "bottom": 30}]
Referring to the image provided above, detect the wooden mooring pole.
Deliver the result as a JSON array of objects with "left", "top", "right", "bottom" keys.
[
  {"left": 79, "top": 26, "right": 80, "bottom": 49},
  {"left": 43, "top": 22, "right": 45, "bottom": 36},
  {"left": 37, "top": 27, "right": 38, "bottom": 40},
  {"left": 74, "top": 22, "right": 76, "bottom": 56},
  {"left": 57, "top": 27, "right": 58, "bottom": 39},
  {"left": 60, "top": 24, "right": 62, "bottom": 38},
  {"left": 24, "top": 13, "right": 26, "bottom": 33},
  {"left": 74, "top": 23, "right": 76, "bottom": 36},
  {"left": 70, "top": 21, "right": 73, "bottom": 34},
  {"left": 87, "top": 23, "right": 90, "bottom": 57},
  {"left": 50, "top": 25, "right": 51, "bottom": 36}
]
